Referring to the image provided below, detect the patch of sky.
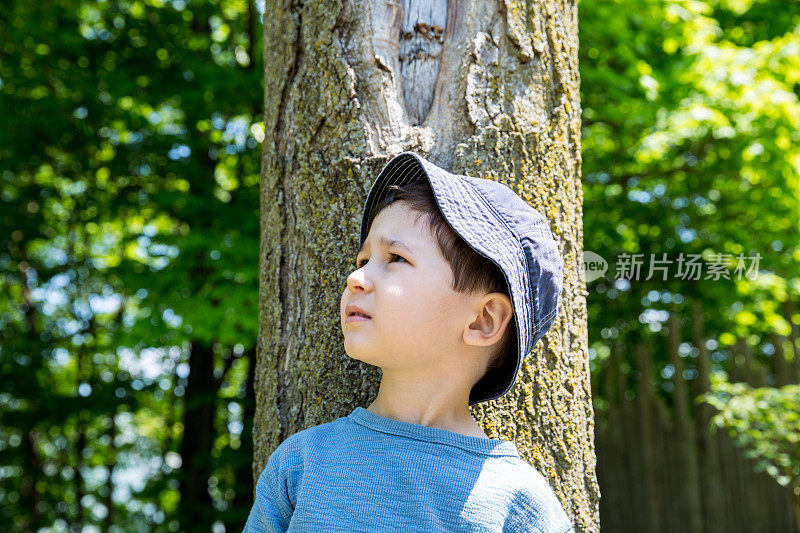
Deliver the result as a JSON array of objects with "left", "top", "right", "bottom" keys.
[
  {"left": 98, "top": 126, "right": 121, "bottom": 145},
  {"left": 679, "top": 342, "right": 696, "bottom": 358},
  {"left": 120, "top": 130, "right": 144, "bottom": 145},
  {"left": 211, "top": 113, "right": 226, "bottom": 130},
  {"left": 681, "top": 151, "right": 699, "bottom": 166},
  {"left": 117, "top": 346, "right": 168, "bottom": 381},
  {"left": 52, "top": 347, "right": 71, "bottom": 366},
  {"left": 176, "top": 361, "right": 190, "bottom": 379},
  {"left": 227, "top": 401, "right": 244, "bottom": 436},
  {"left": 600, "top": 328, "right": 618, "bottom": 340},
  {"left": 614, "top": 278, "right": 631, "bottom": 291},
  {"left": 168, "top": 143, "right": 191, "bottom": 160},
  {"left": 55, "top": 317, "right": 82, "bottom": 336},
  {"left": 645, "top": 289, "right": 661, "bottom": 304},
  {"left": 643, "top": 290, "right": 681, "bottom": 305},
  {"left": 78, "top": 382, "right": 92, "bottom": 397},
  {"left": 229, "top": 420, "right": 243, "bottom": 436},
  {"left": 79, "top": 3, "right": 114, "bottom": 42},
  {"left": 135, "top": 164, "right": 151, "bottom": 177},
  {"left": 222, "top": 116, "right": 251, "bottom": 153},
  {"left": 89, "top": 292, "right": 122, "bottom": 314},
  {"left": 676, "top": 225, "right": 697, "bottom": 243},
  {"left": 640, "top": 308, "right": 669, "bottom": 332},
  {"left": 628, "top": 189, "right": 652, "bottom": 203},
  {"left": 111, "top": 449, "right": 163, "bottom": 504},
  {"left": 162, "top": 308, "right": 182, "bottom": 328},
  {"left": 586, "top": 171, "right": 610, "bottom": 184},
  {"left": 744, "top": 142, "right": 764, "bottom": 158},
  {"left": 135, "top": 237, "right": 178, "bottom": 271},
  {"left": 711, "top": 351, "right": 727, "bottom": 363},
  {"left": 31, "top": 278, "right": 70, "bottom": 314},
  {"left": 72, "top": 298, "right": 93, "bottom": 322},
  {"left": 57, "top": 179, "right": 88, "bottom": 196},
  {"left": 672, "top": 196, "right": 690, "bottom": 209},
  {"left": 147, "top": 102, "right": 187, "bottom": 136}
]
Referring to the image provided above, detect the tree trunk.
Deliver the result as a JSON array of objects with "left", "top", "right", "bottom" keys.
[
  {"left": 784, "top": 299, "right": 800, "bottom": 383},
  {"left": 255, "top": 0, "right": 598, "bottom": 530},
  {"left": 103, "top": 414, "right": 116, "bottom": 533},
  {"left": 72, "top": 347, "right": 86, "bottom": 533},
  {"left": 666, "top": 312, "right": 703, "bottom": 533},
  {"left": 771, "top": 332, "right": 791, "bottom": 387},
  {"left": 690, "top": 298, "right": 726, "bottom": 533},
  {"left": 633, "top": 343, "right": 661, "bottom": 532},
  {"left": 599, "top": 341, "right": 623, "bottom": 530},
  {"left": 177, "top": 341, "right": 217, "bottom": 529},
  {"left": 20, "top": 427, "right": 42, "bottom": 531},
  {"left": 228, "top": 351, "right": 257, "bottom": 532}
]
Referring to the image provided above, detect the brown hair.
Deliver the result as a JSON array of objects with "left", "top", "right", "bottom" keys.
[{"left": 364, "top": 180, "right": 516, "bottom": 405}]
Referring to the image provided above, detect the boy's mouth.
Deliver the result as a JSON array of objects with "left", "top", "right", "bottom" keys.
[{"left": 345, "top": 304, "right": 372, "bottom": 320}]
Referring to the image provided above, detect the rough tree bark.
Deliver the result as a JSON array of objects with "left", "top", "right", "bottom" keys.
[{"left": 255, "top": 0, "right": 599, "bottom": 530}]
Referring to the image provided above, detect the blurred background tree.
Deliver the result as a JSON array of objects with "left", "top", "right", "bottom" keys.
[
  {"left": 1, "top": 0, "right": 262, "bottom": 531},
  {"left": 1, "top": 0, "right": 798, "bottom": 531},
  {"left": 580, "top": 0, "right": 800, "bottom": 531},
  {"left": 699, "top": 378, "right": 800, "bottom": 529}
]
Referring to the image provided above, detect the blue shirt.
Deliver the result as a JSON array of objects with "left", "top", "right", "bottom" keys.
[{"left": 243, "top": 406, "right": 573, "bottom": 533}]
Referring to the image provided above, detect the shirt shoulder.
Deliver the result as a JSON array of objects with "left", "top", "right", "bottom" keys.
[
  {"left": 276, "top": 415, "right": 352, "bottom": 457},
  {"left": 499, "top": 459, "right": 574, "bottom": 533},
  {"left": 258, "top": 416, "right": 351, "bottom": 501}
]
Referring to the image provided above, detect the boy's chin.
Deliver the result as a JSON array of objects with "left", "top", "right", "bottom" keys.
[{"left": 343, "top": 345, "right": 381, "bottom": 366}]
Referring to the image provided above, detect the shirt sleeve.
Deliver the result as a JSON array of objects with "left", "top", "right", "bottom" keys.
[{"left": 242, "top": 443, "right": 295, "bottom": 533}]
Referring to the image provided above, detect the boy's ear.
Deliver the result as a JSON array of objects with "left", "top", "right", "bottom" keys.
[{"left": 463, "top": 293, "right": 514, "bottom": 347}]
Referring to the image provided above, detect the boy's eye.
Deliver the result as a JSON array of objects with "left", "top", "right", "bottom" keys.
[{"left": 356, "top": 253, "right": 407, "bottom": 269}]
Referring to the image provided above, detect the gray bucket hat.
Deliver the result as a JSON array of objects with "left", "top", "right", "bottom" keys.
[{"left": 359, "top": 151, "right": 564, "bottom": 405}]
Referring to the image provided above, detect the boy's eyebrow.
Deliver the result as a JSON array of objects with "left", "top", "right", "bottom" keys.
[{"left": 357, "top": 236, "right": 413, "bottom": 256}]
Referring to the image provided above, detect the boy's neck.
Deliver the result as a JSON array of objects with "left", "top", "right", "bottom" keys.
[{"left": 366, "top": 401, "right": 491, "bottom": 440}]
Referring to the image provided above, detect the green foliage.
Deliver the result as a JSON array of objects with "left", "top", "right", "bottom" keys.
[
  {"left": 2, "top": 0, "right": 799, "bottom": 529},
  {"left": 699, "top": 375, "right": 800, "bottom": 497},
  {"left": 1, "top": 0, "right": 262, "bottom": 530},
  {"left": 582, "top": 0, "right": 800, "bottom": 405},
  {"left": 582, "top": 1, "right": 800, "bottom": 515}
]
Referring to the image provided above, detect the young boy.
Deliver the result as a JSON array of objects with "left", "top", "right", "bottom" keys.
[{"left": 243, "top": 151, "right": 572, "bottom": 532}]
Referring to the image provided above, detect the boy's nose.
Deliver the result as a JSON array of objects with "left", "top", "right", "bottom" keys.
[{"left": 346, "top": 268, "right": 371, "bottom": 292}]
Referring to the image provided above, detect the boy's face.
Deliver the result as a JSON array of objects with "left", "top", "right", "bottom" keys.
[{"left": 340, "top": 202, "right": 483, "bottom": 374}]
